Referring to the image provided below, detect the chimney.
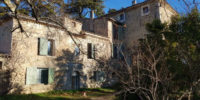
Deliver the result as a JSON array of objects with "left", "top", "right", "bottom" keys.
[
  {"left": 90, "top": 10, "right": 95, "bottom": 19},
  {"left": 132, "top": 0, "right": 137, "bottom": 5}
]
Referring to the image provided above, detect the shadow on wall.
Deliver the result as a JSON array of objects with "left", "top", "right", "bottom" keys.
[
  {"left": 0, "top": 67, "right": 23, "bottom": 95},
  {"left": 54, "top": 49, "right": 86, "bottom": 90}
]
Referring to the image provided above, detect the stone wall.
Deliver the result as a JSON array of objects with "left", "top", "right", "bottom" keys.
[
  {"left": 104, "top": 0, "right": 177, "bottom": 48},
  {"left": 0, "top": 16, "right": 112, "bottom": 94},
  {"left": 82, "top": 18, "right": 110, "bottom": 37}
]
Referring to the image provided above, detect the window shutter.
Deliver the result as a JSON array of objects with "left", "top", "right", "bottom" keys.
[
  {"left": 39, "top": 38, "right": 48, "bottom": 55},
  {"left": 48, "top": 68, "right": 54, "bottom": 84},
  {"left": 98, "top": 71, "right": 105, "bottom": 82},
  {"left": 26, "top": 67, "right": 38, "bottom": 85}
]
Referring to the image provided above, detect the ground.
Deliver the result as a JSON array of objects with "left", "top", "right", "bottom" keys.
[{"left": 0, "top": 88, "right": 117, "bottom": 100}]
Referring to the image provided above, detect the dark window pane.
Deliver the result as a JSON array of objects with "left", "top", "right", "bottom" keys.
[
  {"left": 0, "top": 61, "right": 2, "bottom": 69},
  {"left": 143, "top": 7, "right": 149, "bottom": 14},
  {"left": 41, "top": 69, "right": 48, "bottom": 84},
  {"left": 113, "top": 25, "right": 118, "bottom": 40},
  {"left": 88, "top": 43, "right": 92, "bottom": 58},
  {"left": 93, "top": 71, "right": 98, "bottom": 81},
  {"left": 120, "top": 14, "right": 124, "bottom": 20},
  {"left": 113, "top": 44, "right": 118, "bottom": 58}
]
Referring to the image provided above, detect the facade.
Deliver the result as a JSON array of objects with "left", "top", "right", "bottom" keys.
[
  {"left": 0, "top": 15, "right": 114, "bottom": 94},
  {"left": 0, "top": 0, "right": 177, "bottom": 94},
  {"left": 83, "top": 0, "right": 177, "bottom": 48}
]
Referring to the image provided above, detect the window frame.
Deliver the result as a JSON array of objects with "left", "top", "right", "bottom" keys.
[
  {"left": 93, "top": 71, "right": 99, "bottom": 82},
  {"left": 141, "top": 5, "right": 150, "bottom": 16},
  {"left": 112, "top": 44, "right": 118, "bottom": 59},
  {"left": 38, "top": 38, "right": 55, "bottom": 56},
  {"left": 37, "top": 68, "right": 49, "bottom": 85},
  {"left": 26, "top": 67, "right": 54, "bottom": 85},
  {"left": 113, "top": 24, "right": 119, "bottom": 40},
  {"left": 47, "top": 39, "right": 54, "bottom": 56},
  {"left": 119, "top": 13, "right": 125, "bottom": 22},
  {"left": 0, "top": 61, "right": 3, "bottom": 69},
  {"left": 87, "top": 43, "right": 95, "bottom": 59}
]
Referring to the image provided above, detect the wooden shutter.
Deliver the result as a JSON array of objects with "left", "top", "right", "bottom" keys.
[
  {"left": 26, "top": 67, "right": 38, "bottom": 85},
  {"left": 98, "top": 71, "right": 105, "bottom": 82},
  {"left": 48, "top": 68, "right": 54, "bottom": 84},
  {"left": 39, "top": 38, "right": 48, "bottom": 55}
]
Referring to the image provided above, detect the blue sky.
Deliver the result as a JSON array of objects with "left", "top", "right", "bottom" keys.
[
  {"left": 103, "top": 0, "right": 189, "bottom": 14},
  {"left": 104, "top": 0, "right": 145, "bottom": 13}
]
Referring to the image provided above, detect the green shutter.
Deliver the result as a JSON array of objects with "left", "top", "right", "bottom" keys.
[
  {"left": 26, "top": 67, "right": 38, "bottom": 85},
  {"left": 39, "top": 38, "right": 48, "bottom": 55},
  {"left": 98, "top": 71, "right": 105, "bottom": 82},
  {"left": 48, "top": 68, "right": 54, "bottom": 84}
]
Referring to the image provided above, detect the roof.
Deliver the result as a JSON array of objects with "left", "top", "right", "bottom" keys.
[
  {"left": 98, "top": 0, "right": 178, "bottom": 18},
  {"left": 0, "top": 14, "right": 110, "bottom": 39}
]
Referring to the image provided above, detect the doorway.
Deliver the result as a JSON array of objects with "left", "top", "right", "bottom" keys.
[{"left": 72, "top": 71, "right": 80, "bottom": 90}]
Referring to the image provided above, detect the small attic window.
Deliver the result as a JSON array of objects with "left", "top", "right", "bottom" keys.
[
  {"left": 143, "top": 7, "right": 149, "bottom": 14},
  {"left": 141, "top": 5, "right": 150, "bottom": 16}
]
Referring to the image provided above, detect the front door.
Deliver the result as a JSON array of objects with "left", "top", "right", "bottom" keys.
[{"left": 72, "top": 71, "right": 80, "bottom": 90}]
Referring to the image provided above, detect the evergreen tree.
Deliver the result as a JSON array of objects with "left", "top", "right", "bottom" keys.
[
  {"left": 65, "top": 0, "right": 105, "bottom": 18},
  {"left": 144, "top": 8, "right": 200, "bottom": 98}
]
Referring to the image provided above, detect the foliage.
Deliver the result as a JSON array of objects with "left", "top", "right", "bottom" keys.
[
  {"left": 108, "top": 8, "right": 117, "bottom": 14},
  {"left": 65, "top": 0, "right": 105, "bottom": 18},
  {"left": 1, "top": 0, "right": 64, "bottom": 17},
  {"left": 143, "top": 8, "right": 200, "bottom": 99}
]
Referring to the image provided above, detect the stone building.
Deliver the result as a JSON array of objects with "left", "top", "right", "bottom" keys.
[
  {"left": 0, "top": 0, "right": 177, "bottom": 94},
  {"left": 0, "top": 15, "right": 117, "bottom": 94},
  {"left": 83, "top": 0, "right": 177, "bottom": 48}
]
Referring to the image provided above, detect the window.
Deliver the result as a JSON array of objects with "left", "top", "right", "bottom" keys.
[
  {"left": 93, "top": 71, "right": 98, "bottom": 81},
  {"left": 113, "top": 25, "right": 118, "bottom": 40},
  {"left": 26, "top": 67, "right": 54, "bottom": 85},
  {"left": 118, "top": 26, "right": 125, "bottom": 40},
  {"left": 143, "top": 7, "right": 149, "bottom": 14},
  {"left": 38, "top": 38, "right": 54, "bottom": 56},
  {"left": 113, "top": 25, "right": 125, "bottom": 40},
  {"left": 38, "top": 68, "right": 48, "bottom": 84},
  {"left": 112, "top": 44, "right": 118, "bottom": 59},
  {"left": 0, "top": 61, "right": 2, "bottom": 69},
  {"left": 87, "top": 43, "right": 95, "bottom": 59},
  {"left": 141, "top": 5, "right": 150, "bottom": 16},
  {"left": 93, "top": 71, "right": 105, "bottom": 82},
  {"left": 120, "top": 13, "right": 125, "bottom": 21},
  {"left": 47, "top": 40, "right": 54, "bottom": 56}
]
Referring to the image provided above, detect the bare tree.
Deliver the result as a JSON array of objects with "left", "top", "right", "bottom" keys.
[{"left": 97, "top": 38, "right": 171, "bottom": 100}]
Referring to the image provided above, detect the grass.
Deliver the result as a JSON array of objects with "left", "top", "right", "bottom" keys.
[{"left": 0, "top": 88, "right": 116, "bottom": 100}]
